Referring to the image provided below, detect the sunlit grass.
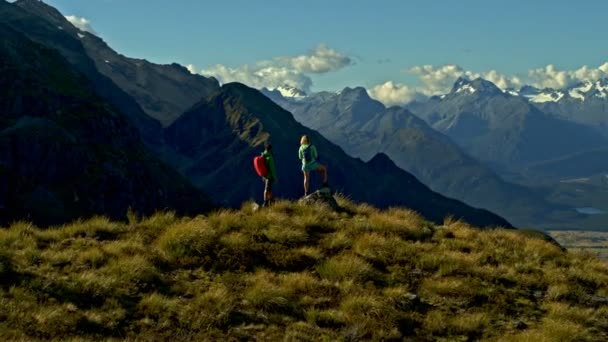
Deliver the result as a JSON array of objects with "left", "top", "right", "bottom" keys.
[{"left": 0, "top": 197, "right": 607, "bottom": 340}]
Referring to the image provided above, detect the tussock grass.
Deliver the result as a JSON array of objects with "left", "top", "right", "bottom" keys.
[{"left": 0, "top": 197, "right": 607, "bottom": 341}]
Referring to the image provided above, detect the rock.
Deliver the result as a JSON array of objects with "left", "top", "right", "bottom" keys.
[
  {"left": 298, "top": 188, "right": 340, "bottom": 211},
  {"left": 589, "top": 295, "right": 608, "bottom": 306},
  {"left": 514, "top": 320, "right": 528, "bottom": 330}
]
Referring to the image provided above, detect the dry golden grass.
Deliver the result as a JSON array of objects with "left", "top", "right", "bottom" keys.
[{"left": 0, "top": 198, "right": 607, "bottom": 341}]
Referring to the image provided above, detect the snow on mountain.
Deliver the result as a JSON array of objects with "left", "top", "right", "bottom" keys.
[
  {"left": 274, "top": 85, "right": 307, "bottom": 98},
  {"left": 516, "top": 79, "right": 608, "bottom": 103},
  {"left": 523, "top": 89, "right": 565, "bottom": 103},
  {"left": 455, "top": 84, "right": 476, "bottom": 94},
  {"left": 569, "top": 80, "right": 593, "bottom": 101}
]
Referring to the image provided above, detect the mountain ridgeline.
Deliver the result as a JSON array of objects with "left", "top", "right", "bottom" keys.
[
  {"left": 0, "top": 22, "right": 212, "bottom": 226},
  {"left": 262, "top": 87, "right": 575, "bottom": 227},
  {"left": 0, "top": 0, "right": 510, "bottom": 228}
]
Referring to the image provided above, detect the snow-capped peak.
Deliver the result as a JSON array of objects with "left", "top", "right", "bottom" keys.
[
  {"left": 456, "top": 84, "right": 476, "bottom": 94},
  {"left": 518, "top": 78, "right": 608, "bottom": 103},
  {"left": 568, "top": 80, "right": 593, "bottom": 101},
  {"left": 520, "top": 87, "right": 564, "bottom": 103},
  {"left": 274, "top": 85, "right": 307, "bottom": 98}
]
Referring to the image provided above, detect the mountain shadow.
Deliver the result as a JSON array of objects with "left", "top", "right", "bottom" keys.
[{"left": 0, "top": 23, "right": 213, "bottom": 226}]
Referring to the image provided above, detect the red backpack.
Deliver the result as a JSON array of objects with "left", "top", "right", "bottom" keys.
[{"left": 253, "top": 155, "right": 268, "bottom": 177}]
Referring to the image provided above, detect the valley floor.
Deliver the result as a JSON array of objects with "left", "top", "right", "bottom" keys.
[{"left": 549, "top": 231, "right": 608, "bottom": 262}]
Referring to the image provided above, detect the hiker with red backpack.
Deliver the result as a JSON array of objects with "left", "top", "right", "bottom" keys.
[
  {"left": 253, "top": 143, "right": 277, "bottom": 207},
  {"left": 299, "top": 135, "right": 328, "bottom": 196}
]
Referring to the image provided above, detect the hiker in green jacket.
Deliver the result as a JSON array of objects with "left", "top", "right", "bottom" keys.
[
  {"left": 299, "top": 135, "right": 328, "bottom": 196},
  {"left": 261, "top": 143, "right": 277, "bottom": 207}
]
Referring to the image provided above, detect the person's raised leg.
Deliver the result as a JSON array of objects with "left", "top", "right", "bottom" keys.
[{"left": 316, "top": 164, "right": 328, "bottom": 186}]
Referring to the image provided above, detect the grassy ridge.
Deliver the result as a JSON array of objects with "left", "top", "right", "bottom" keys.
[{"left": 1, "top": 197, "right": 607, "bottom": 341}]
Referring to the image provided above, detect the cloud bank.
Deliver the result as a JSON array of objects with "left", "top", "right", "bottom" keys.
[
  {"left": 285, "top": 44, "right": 352, "bottom": 74},
  {"left": 368, "top": 61, "right": 607, "bottom": 106},
  {"left": 65, "top": 15, "right": 96, "bottom": 34},
  {"left": 528, "top": 63, "right": 608, "bottom": 89},
  {"left": 367, "top": 81, "right": 419, "bottom": 107},
  {"left": 201, "top": 44, "right": 351, "bottom": 93}
]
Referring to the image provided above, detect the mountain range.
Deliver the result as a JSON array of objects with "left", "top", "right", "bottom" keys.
[
  {"left": 261, "top": 86, "right": 583, "bottom": 228},
  {"left": 0, "top": 0, "right": 511, "bottom": 228},
  {"left": 518, "top": 80, "right": 608, "bottom": 131},
  {"left": 407, "top": 78, "right": 608, "bottom": 174}
]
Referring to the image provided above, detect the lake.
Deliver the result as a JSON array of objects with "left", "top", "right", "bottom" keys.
[{"left": 576, "top": 207, "right": 605, "bottom": 215}]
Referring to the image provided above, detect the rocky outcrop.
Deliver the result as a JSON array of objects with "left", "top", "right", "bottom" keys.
[{"left": 299, "top": 188, "right": 340, "bottom": 211}]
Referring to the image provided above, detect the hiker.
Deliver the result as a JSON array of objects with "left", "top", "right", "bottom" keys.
[
  {"left": 299, "top": 135, "right": 328, "bottom": 196},
  {"left": 261, "top": 143, "right": 276, "bottom": 206}
]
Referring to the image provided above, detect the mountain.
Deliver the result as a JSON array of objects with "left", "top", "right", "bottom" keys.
[
  {"left": 164, "top": 83, "right": 512, "bottom": 228},
  {"left": 517, "top": 79, "right": 608, "bottom": 132},
  {"left": 407, "top": 77, "right": 608, "bottom": 171},
  {"left": 5, "top": 0, "right": 512, "bottom": 228},
  {"left": 13, "top": 0, "right": 221, "bottom": 127},
  {"left": 262, "top": 85, "right": 308, "bottom": 99},
  {"left": 523, "top": 147, "right": 608, "bottom": 181},
  {"left": 261, "top": 86, "right": 576, "bottom": 227},
  {"left": 1, "top": 0, "right": 166, "bottom": 148},
  {"left": 0, "top": 21, "right": 212, "bottom": 226}
]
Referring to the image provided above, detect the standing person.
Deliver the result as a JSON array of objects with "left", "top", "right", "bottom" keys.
[
  {"left": 261, "top": 143, "right": 277, "bottom": 207},
  {"left": 299, "top": 135, "right": 328, "bottom": 196}
]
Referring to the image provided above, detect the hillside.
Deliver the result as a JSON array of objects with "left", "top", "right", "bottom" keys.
[
  {"left": 262, "top": 87, "right": 572, "bottom": 227},
  {"left": 523, "top": 147, "right": 608, "bottom": 181},
  {"left": 1, "top": 198, "right": 607, "bottom": 341},
  {"left": 1, "top": 0, "right": 165, "bottom": 148},
  {"left": 0, "top": 22, "right": 212, "bottom": 226}
]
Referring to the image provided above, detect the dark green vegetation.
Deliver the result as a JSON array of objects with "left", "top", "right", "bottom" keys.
[
  {"left": 1, "top": 199, "right": 607, "bottom": 341},
  {"left": 0, "top": 19, "right": 212, "bottom": 226},
  {"left": 264, "top": 87, "right": 576, "bottom": 228}
]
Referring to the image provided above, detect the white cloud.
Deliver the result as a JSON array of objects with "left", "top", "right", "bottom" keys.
[
  {"left": 529, "top": 62, "right": 608, "bottom": 89},
  {"left": 65, "top": 15, "right": 96, "bottom": 34},
  {"left": 366, "top": 61, "right": 608, "bottom": 107},
  {"left": 405, "top": 64, "right": 523, "bottom": 96},
  {"left": 409, "top": 64, "right": 475, "bottom": 95},
  {"left": 367, "top": 64, "right": 526, "bottom": 106},
  {"left": 285, "top": 44, "right": 352, "bottom": 74},
  {"left": 202, "top": 64, "right": 313, "bottom": 92},
  {"left": 201, "top": 44, "right": 351, "bottom": 92},
  {"left": 186, "top": 64, "right": 198, "bottom": 74},
  {"left": 367, "top": 81, "right": 420, "bottom": 106},
  {"left": 483, "top": 70, "right": 523, "bottom": 90}
]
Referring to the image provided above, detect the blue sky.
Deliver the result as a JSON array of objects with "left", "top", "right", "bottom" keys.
[{"left": 39, "top": 0, "right": 608, "bottom": 104}]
